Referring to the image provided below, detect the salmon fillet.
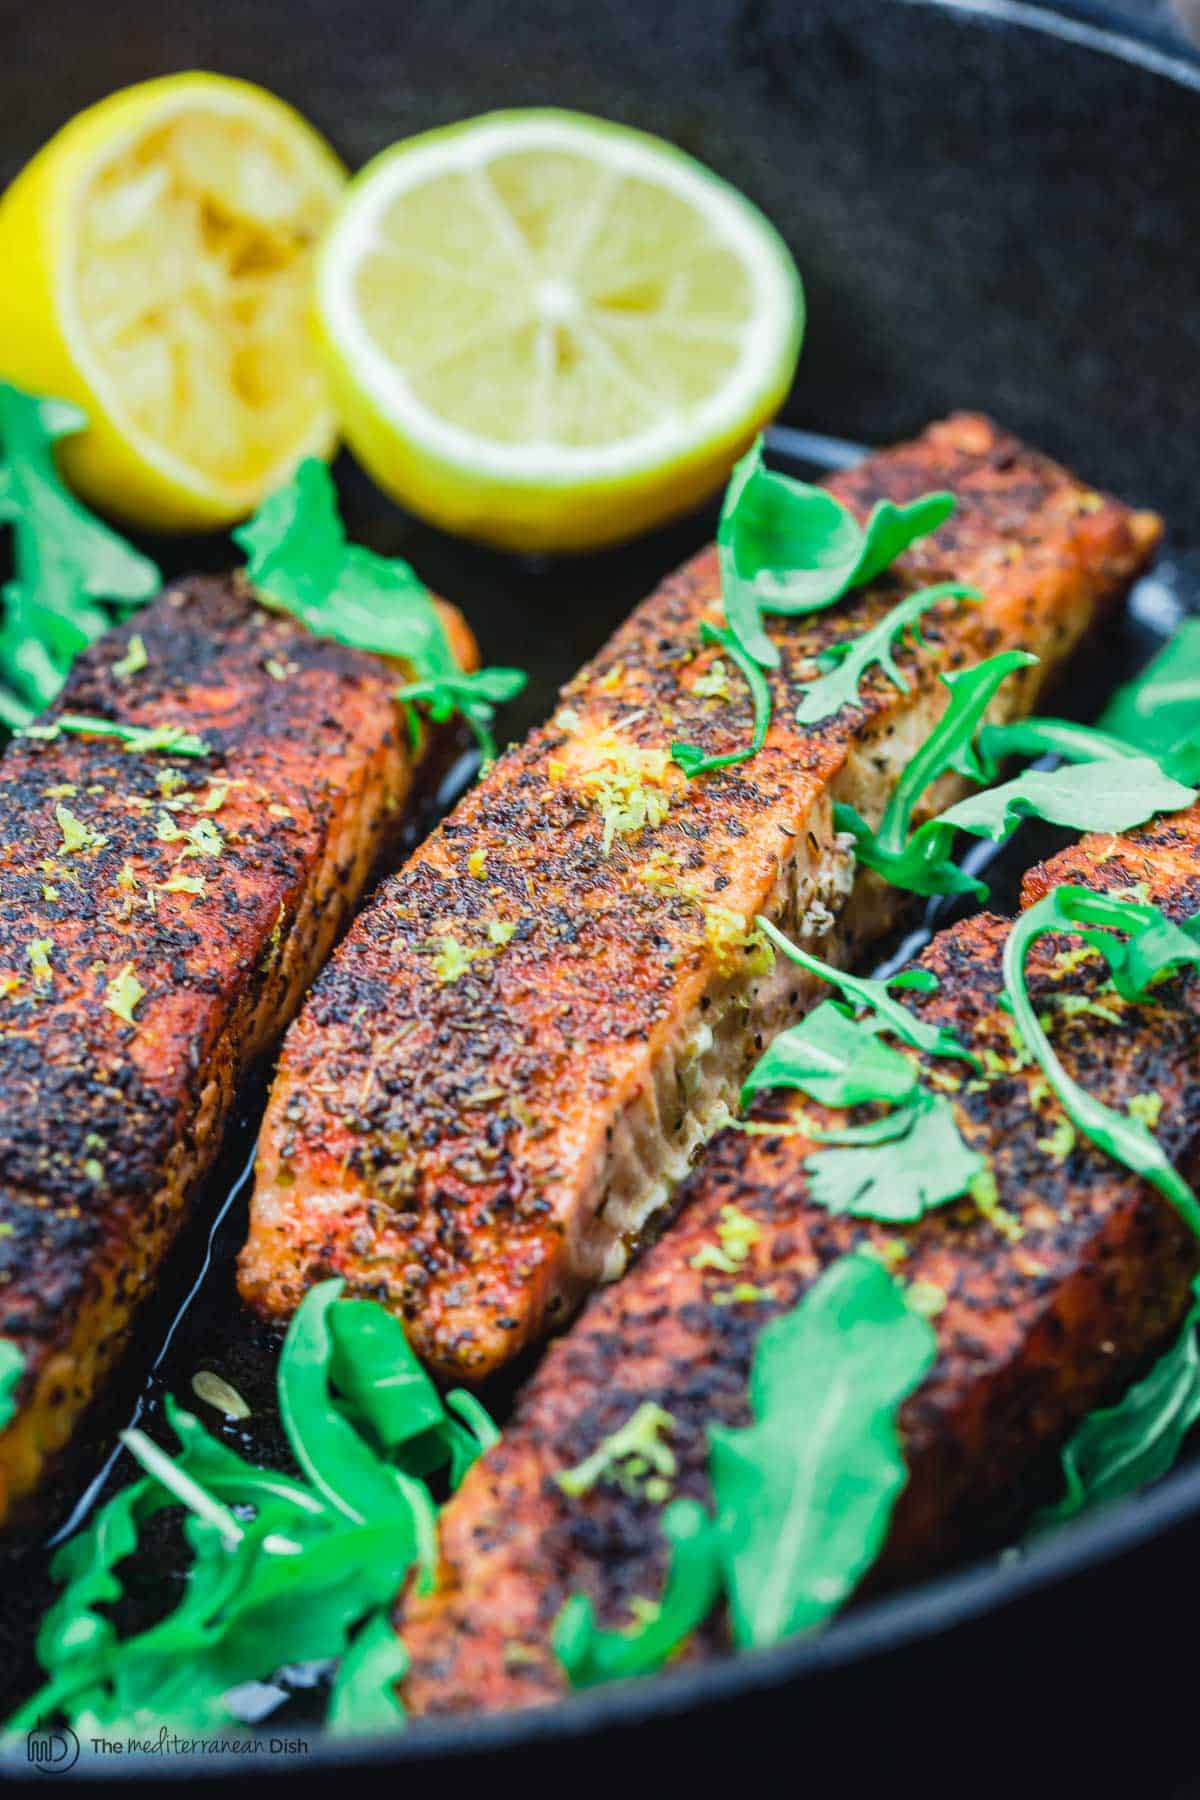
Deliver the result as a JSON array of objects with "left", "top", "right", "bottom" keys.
[
  {"left": 398, "top": 803, "right": 1200, "bottom": 1716},
  {"left": 0, "top": 575, "right": 474, "bottom": 1532},
  {"left": 240, "top": 414, "right": 1160, "bottom": 1381}
]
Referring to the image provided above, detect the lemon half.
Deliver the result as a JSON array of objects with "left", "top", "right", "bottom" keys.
[
  {"left": 316, "top": 110, "right": 804, "bottom": 553},
  {"left": 0, "top": 73, "right": 347, "bottom": 531}
]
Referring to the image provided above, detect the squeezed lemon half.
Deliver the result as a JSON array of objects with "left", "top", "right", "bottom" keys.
[
  {"left": 0, "top": 73, "right": 347, "bottom": 531},
  {"left": 316, "top": 110, "right": 804, "bottom": 553}
]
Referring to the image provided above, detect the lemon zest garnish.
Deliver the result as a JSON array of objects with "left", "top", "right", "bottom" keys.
[
  {"left": 1128, "top": 1091, "right": 1163, "bottom": 1130},
  {"left": 1037, "top": 1117, "right": 1077, "bottom": 1161},
  {"left": 906, "top": 1280, "right": 947, "bottom": 1318},
  {"left": 27, "top": 938, "right": 53, "bottom": 989},
  {"left": 967, "top": 1167, "right": 1023, "bottom": 1243},
  {"left": 112, "top": 634, "right": 148, "bottom": 679},
  {"left": 555, "top": 1403, "right": 676, "bottom": 1503},
  {"left": 55, "top": 804, "right": 107, "bottom": 855},
  {"left": 703, "top": 905, "right": 772, "bottom": 978},
  {"left": 467, "top": 848, "right": 488, "bottom": 877},
  {"left": 577, "top": 735, "right": 673, "bottom": 854},
  {"left": 161, "top": 873, "right": 206, "bottom": 897},
  {"left": 104, "top": 962, "right": 146, "bottom": 1026},
  {"left": 692, "top": 658, "right": 732, "bottom": 701},
  {"left": 690, "top": 1203, "right": 762, "bottom": 1275}
]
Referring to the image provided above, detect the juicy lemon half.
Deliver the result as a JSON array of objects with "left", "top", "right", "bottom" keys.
[
  {"left": 0, "top": 73, "right": 347, "bottom": 531},
  {"left": 316, "top": 110, "right": 804, "bottom": 553}
]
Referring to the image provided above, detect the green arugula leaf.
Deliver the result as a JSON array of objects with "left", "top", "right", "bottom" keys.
[
  {"left": 325, "top": 1296, "right": 445, "bottom": 1455},
  {"left": 396, "top": 667, "right": 526, "bottom": 767},
  {"left": 20, "top": 714, "right": 212, "bottom": 758},
  {"left": 833, "top": 649, "right": 1036, "bottom": 899},
  {"left": 755, "top": 915, "right": 977, "bottom": 1064},
  {"left": 671, "top": 620, "right": 772, "bottom": 778},
  {"left": 235, "top": 459, "right": 526, "bottom": 765},
  {"left": 1034, "top": 1275, "right": 1200, "bottom": 1532},
  {"left": 839, "top": 674, "right": 1196, "bottom": 903},
  {"left": 326, "top": 1610, "right": 410, "bottom": 1737},
  {"left": 937, "top": 757, "right": 1195, "bottom": 845},
  {"left": 1003, "top": 886, "right": 1200, "bottom": 1242},
  {"left": 6, "top": 1281, "right": 498, "bottom": 1740},
  {"left": 806, "top": 1091, "right": 985, "bottom": 1223},
  {"left": 278, "top": 1280, "right": 419, "bottom": 1528},
  {"left": 0, "top": 1339, "right": 21, "bottom": 1433},
  {"left": 551, "top": 1499, "right": 722, "bottom": 1687},
  {"left": 975, "top": 714, "right": 1141, "bottom": 777},
  {"left": 741, "top": 999, "right": 918, "bottom": 1109},
  {"left": 793, "top": 582, "right": 979, "bottom": 726},
  {"left": 0, "top": 382, "right": 160, "bottom": 728},
  {"left": 708, "top": 1254, "right": 936, "bottom": 1647},
  {"left": 1100, "top": 619, "right": 1200, "bottom": 779},
  {"left": 718, "top": 439, "right": 955, "bottom": 670}
]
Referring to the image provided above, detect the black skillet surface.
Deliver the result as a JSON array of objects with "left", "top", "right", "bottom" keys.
[{"left": 1, "top": 0, "right": 1200, "bottom": 1790}]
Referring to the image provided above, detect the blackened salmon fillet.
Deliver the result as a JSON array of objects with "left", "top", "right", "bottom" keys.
[
  {"left": 397, "top": 803, "right": 1200, "bottom": 1716},
  {"left": 241, "top": 416, "right": 1159, "bottom": 1382},
  {"left": 0, "top": 575, "right": 475, "bottom": 1531}
]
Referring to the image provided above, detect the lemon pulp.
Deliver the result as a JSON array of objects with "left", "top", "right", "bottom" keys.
[{"left": 0, "top": 75, "right": 347, "bottom": 529}]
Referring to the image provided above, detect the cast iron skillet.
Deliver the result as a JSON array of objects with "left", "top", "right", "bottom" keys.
[{"left": 1, "top": 0, "right": 1198, "bottom": 1788}]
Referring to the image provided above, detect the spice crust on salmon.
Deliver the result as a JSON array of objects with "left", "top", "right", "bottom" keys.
[
  {"left": 0, "top": 575, "right": 474, "bottom": 1531},
  {"left": 397, "top": 803, "right": 1200, "bottom": 1716},
  {"left": 240, "top": 414, "right": 1160, "bottom": 1380}
]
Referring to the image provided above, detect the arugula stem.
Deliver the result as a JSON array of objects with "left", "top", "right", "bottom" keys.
[
  {"left": 755, "top": 915, "right": 977, "bottom": 1063},
  {"left": 978, "top": 716, "right": 1140, "bottom": 776},
  {"left": 120, "top": 1428, "right": 245, "bottom": 1545},
  {"left": 671, "top": 621, "right": 772, "bottom": 777},
  {"left": 872, "top": 648, "right": 1033, "bottom": 856},
  {"left": 1003, "top": 891, "right": 1200, "bottom": 1241}
]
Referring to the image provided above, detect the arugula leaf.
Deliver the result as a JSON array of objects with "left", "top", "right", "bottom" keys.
[
  {"left": 671, "top": 621, "right": 772, "bottom": 778},
  {"left": 278, "top": 1280, "right": 419, "bottom": 1528},
  {"left": 806, "top": 1091, "right": 985, "bottom": 1223},
  {"left": 20, "top": 714, "right": 211, "bottom": 758},
  {"left": 325, "top": 1296, "right": 445, "bottom": 1455},
  {"left": 718, "top": 439, "right": 955, "bottom": 670},
  {"left": 975, "top": 714, "right": 1141, "bottom": 777},
  {"left": 741, "top": 1000, "right": 918, "bottom": 1110},
  {"left": 1100, "top": 619, "right": 1200, "bottom": 779},
  {"left": 708, "top": 1254, "right": 936, "bottom": 1647},
  {"left": 793, "top": 582, "right": 979, "bottom": 726},
  {"left": 326, "top": 1610, "right": 409, "bottom": 1737},
  {"left": 235, "top": 459, "right": 526, "bottom": 764},
  {"left": 755, "top": 915, "right": 977, "bottom": 1064},
  {"left": 938, "top": 757, "right": 1195, "bottom": 845},
  {"left": 0, "top": 382, "right": 160, "bottom": 728},
  {"left": 1035, "top": 1275, "right": 1200, "bottom": 1532},
  {"left": 551, "top": 1499, "right": 722, "bottom": 1687},
  {"left": 833, "top": 649, "right": 1036, "bottom": 899},
  {"left": 396, "top": 667, "right": 526, "bottom": 767},
  {"left": 0, "top": 1339, "right": 21, "bottom": 1433},
  {"left": 7, "top": 1283, "right": 498, "bottom": 1740},
  {"left": 1003, "top": 886, "right": 1200, "bottom": 1242},
  {"left": 839, "top": 665, "right": 1196, "bottom": 903}
]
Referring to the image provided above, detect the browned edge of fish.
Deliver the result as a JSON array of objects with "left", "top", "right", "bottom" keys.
[
  {"left": 241, "top": 414, "right": 1161, "bottom": 1386},
  {"left": 0, "top": 575, "right": 476, "bottom": 1533},
  {"left": 397, "top": 803, "right": 1200, "bottom": 1717}
]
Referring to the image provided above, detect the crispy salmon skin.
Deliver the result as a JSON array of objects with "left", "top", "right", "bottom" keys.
[
  {"left": 397, "top": 803, "right": 1200, "bottom": 1716},
  {"left": 0, "top": 575, "right": 474, "bottom": 1531},
  {"left": 241, "top": 415, "right": 1159, "bottom": 1381}
]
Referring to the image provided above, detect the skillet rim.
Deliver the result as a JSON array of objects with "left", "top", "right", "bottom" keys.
[{"left": 2, "top": 0, "right": 1199, "bottom": 1775}]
